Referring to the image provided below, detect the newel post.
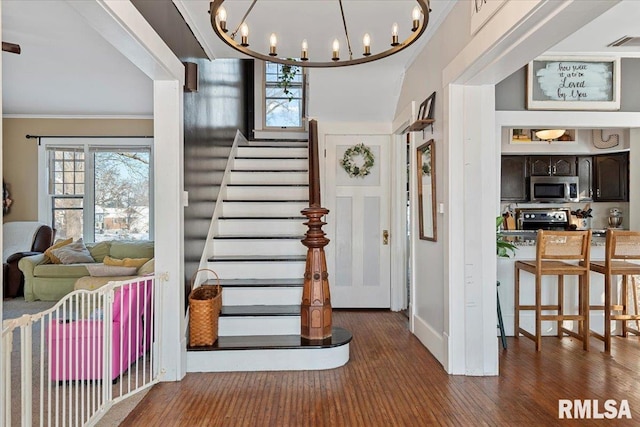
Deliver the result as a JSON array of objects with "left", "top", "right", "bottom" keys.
[
  {"left": 301, "top": 119, "right": 332, "bottom": 339},
  {"left": 301, "top": 206, "right": 332, "bottom": 339}
]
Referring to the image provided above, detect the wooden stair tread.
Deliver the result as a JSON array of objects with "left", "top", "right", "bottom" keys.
[
  {"left": 227, "top": 184, "right": 309, "bottom": 187},
  {"left": 204, "top": 278, "right": 304, "bottom": 287},
  {"left": 219, "top": 216, "right": 306, "bottom": 220},
  {"left": 222, "top": 199, "right": 308, "bottom": 203},
  {"left": 214, "top": 235, "right": 303, "bottom": 240},
  {"left": 187, "top": 327, "right": 352, "bottom": 351},
  {"left": 221, "top": 305, "right": 300, "bottom": 317},
  {"left": 208, "top": 255, "right": 306, "bottom": 262},
  {"left": 230, "top": 169, "right": 308, "bottom": 173}
]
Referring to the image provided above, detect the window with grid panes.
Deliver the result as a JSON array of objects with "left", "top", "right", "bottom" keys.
[
  {"left": 264, "top": 62, "right": 305, "bottom": 129},
  {"left": 44, "top": 142, "right": 151, "bottom": 242}
]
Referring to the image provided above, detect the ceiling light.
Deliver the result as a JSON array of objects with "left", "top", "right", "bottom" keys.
[
  {"left": 535, "top": 129, "right": 566, "bottom": 141},
  {"left": 209, "top": 0, "right": 431, "bottom": 68}
]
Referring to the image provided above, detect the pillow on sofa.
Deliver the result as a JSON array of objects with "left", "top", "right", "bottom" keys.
[
  {"left": 86, "top": 264, "right": 138, "bottom": 277},
  {"left": 104, "top": 256, "right": 150, "bottom": 269},
  {"left": 110, "top": 240, "right": 154, "bottom": 260},
  {"left": 51, "top": 238, "right": 95, "bottom": 264},
  {"left": 88, "top": 241, "right": 111, "bottom": 262},
  {"left": 137, "top": 258, "right": 155, "bottom": 276},
  {"left": 44, "top": 238, "right": 73, "bottom": 264}
]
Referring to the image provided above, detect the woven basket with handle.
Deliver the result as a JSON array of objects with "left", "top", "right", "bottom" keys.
[{"left": 188, "top": 269, "right": 222, "bottom": 347}]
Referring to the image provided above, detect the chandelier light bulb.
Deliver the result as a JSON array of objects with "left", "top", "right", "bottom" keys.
[
  {"left": 269, "top": 33, "right": 277, "bottom": 56},
  {"left": 240, "top": 23, "right": 249, "bottom": 46},
  {"left": 363, "top": 33, "right": 371, "bottom": 56},
  {"left": 412, "top": 6, "right": 421, "bottom": 31},
  {"left": 217, "top": 7, "right": 227, "bottom": 32},
  {"left": 301, "top": 39, "right": 309, "bottom": 61},
  {"left": 332, "top": 39, "right": 340, "bottom": 61},
  {"left": 391, "top": 23, "right": 399, "bottom": 46}
]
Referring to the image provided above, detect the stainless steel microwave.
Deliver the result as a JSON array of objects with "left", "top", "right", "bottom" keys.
[{"left": 530, "top": 176, "right": 579, "bottom": 203}]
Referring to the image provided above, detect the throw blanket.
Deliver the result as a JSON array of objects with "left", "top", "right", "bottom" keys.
[{"left": 3, "top": 221, "right": 47, "bottom": 263}]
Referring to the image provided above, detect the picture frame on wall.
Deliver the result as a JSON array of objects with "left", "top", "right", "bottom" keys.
[
  {"left": 526, "top": 56, "right": 621, "bottom": 111},
  {"left": 470, "top": 0, "right": 508, "bottom": 35}
]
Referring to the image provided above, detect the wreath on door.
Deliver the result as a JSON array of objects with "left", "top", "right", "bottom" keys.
[{"left": 340, "top": 143, "right": 375, "bottom": 178}]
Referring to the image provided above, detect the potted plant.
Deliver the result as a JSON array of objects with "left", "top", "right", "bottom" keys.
[
  {"left": 277, "top": 61, "right": 300, "bottom": 102},
  {"left": 496, "top": 216, "right": 517, "bottom": 258}
]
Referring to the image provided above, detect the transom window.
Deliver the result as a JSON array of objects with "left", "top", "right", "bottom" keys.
[
  {"left": 40, "top": 138, "right": 153, "bottom": 243},
  {"left": 264, "top": 62, "right": 305, "bottom": 129}
]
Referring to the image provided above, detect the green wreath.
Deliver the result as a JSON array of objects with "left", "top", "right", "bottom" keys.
[{"left": 340, "top": 143, "right": 375, "bottom": 178}]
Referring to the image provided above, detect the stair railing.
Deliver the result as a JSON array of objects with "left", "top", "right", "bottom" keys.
[{"left": 300, "top": 119, "right": 332, "bottom": 339}]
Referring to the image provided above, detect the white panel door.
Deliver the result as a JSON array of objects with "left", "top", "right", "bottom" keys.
[{"left": 325, "top": 134, "right": 391, "bottom": 307}]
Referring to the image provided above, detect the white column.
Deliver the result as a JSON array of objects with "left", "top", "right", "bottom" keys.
[
  {"left": 154, "top": 80, "right": 186, "bottom": 381},
  {"left": 447, "top": 84, "right": 499, "bottom": 376}
]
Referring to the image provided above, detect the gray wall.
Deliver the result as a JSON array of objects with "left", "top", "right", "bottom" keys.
[{"left": 496, "top": 58, "right": 640, "bottom": 111}]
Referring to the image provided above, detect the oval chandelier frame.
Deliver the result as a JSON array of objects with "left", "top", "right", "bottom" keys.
[{"left": 209, "top": 0, "right": 431, "bottom": 68}]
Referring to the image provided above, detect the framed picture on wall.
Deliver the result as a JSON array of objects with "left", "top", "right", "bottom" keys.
[{"left": 527, "top": 56, "right": 621, "bottom": 110}]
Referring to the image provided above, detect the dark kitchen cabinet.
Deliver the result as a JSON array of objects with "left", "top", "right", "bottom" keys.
[
  {"left": 501, "top": 156, "right": 528, "bottom": 201},
  {"left": 529, "top": 156, "right": 576, "bottom": 176},
  {"left": 594, "top": 152, "right": 628, "bottom": 201},
  {"left": 577, "top": 156, "right": 594, "bottom": 201}
]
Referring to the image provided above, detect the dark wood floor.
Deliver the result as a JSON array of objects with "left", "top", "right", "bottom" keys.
[{"left": 123, "top": 311, "right": 640, "bottom": 426}]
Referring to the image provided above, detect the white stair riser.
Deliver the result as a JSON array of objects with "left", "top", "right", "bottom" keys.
[
  {"left": 217, "top": 219, "right": 306, "bottom": 236},
  {"left": 223, "top": 287, "right": 302, "bottom": 305},
  {"left": 227, "top": 186, "right": 308, "bottom": 200},
  {"left": 237, "top": 147, "right": 307, "bottom": 158},
  {"left": 229, "top": 171, "right": 308, "bottom": 185},
  {"left": 207, "top": 261, "right": 305, "bottom": 279},
  {"left": 222, "top": 202, "right": 308, "bottom": 217},
  {"left": 234, "top": 158, "right": 308, "bottom": 170},
  {"left": 214, "top": 239, "right": 305, "bottom": 256},
  {"left": 219, "top": 316, "right": 300, "bottom": 336},
  {"left": 187, "top": 344, "right": 349, "bottom": 372},
  {"left": 246, "top": 141, "right": 307, "bottom": 147}
]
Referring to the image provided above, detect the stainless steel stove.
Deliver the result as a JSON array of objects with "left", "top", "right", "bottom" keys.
[{"left": 515, "top": 208, "right": 570, "bottom": 231}]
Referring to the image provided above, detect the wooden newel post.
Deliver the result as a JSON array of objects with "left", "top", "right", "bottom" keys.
[{"left": 301, "top": 205, "right": 332, "bottom": 339}]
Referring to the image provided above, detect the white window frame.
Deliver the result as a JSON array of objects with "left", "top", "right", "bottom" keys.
[
  {"left": 263, "top": 61, "right": 307, "bottom": 131},
  {"left": 38, "top": 137, "right": 154, "bottom": 242}
]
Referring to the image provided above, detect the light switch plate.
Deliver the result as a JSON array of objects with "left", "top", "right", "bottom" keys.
[{"left": 438, "top": 203, "right": 445, "bottom": 214}]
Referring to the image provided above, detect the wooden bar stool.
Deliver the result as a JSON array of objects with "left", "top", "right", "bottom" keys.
[
  {"left": 589, "top": 229, "right": 640, "bottom": 353},
  {"left": 514, "top": 230, "right": 592, "bottom": 351}
]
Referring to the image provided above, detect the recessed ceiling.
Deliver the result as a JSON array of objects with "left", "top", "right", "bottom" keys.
[{"left": 2, "top": 0, "right": 152, "bottom": 117}]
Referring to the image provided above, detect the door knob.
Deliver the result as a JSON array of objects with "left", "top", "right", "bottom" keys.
[{"left": 383, "top": 230, "right": 389, "bottom": 245}]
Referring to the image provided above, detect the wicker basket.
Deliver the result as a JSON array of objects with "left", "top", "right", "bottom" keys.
[{"left": 188, "top": 269, "right": 222, "bottom": 347}]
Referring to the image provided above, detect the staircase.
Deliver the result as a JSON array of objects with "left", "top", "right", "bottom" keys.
[{"left": 186, "top": 139, "right": 351, "bottom": 372}]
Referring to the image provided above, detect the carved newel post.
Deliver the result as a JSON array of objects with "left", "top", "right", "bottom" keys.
[{"left": 300, "top": 206, "right": 332, "bottom": 339}]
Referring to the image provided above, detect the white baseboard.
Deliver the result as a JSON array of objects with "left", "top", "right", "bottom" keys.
[{"left": 412, "top": 314, "right": 445, "bottom": 366}]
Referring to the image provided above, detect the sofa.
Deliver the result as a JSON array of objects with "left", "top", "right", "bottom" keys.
[
  {"left": 3, "top": 222, "right": 55, "bottom": 298},
  {"left": 19, "top": 240, "right": 154, "bottom": 302}
]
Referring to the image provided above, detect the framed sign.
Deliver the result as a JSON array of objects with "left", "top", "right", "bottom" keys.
[{"left": 527, "top": 57, "right": 621, "bottom": 111}]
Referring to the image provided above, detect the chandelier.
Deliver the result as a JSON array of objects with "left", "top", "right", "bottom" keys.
[{"left": 209, "top": 0, "right": 430, "bottom": 68}]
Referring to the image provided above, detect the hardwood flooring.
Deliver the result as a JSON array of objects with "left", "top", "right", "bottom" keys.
[{"left": 123, "top": 310, "right": 640, "bottom": 426}]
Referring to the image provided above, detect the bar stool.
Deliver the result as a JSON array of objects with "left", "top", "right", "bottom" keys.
[
  {"left": 514, "top": 230, "right": 592, "bottom": 351},
  {"left": 589, "top": 229, "right": 640, "bottom": 353}
]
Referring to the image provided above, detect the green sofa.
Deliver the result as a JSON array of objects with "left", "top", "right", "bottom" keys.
[{"left": 19, "top": 240, "right": 154, "bottom": 302}]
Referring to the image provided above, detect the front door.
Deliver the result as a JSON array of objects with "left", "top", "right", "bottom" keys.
[{"left": 325, "top": 134, "right": 391, "bottom": 308}]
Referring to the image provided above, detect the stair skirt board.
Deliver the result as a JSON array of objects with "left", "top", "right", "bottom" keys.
[
  {"left": 219, "top": 316, "right": 300, "bottom": 336},
  {"left": 223, "top": 287, "right": 302, "bottom": 305}
]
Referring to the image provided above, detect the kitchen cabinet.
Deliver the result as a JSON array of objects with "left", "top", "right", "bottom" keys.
[
  {"left": 577, "top": 156, "right": 594, "bottom": 201},
  {"left": 594, "top": 152, "right": 628, "bottom": 202},
  {"left": 529, "top": 156, "right": 576, "bottom": 176},
  {"left": 501, "top": 156, "right": 528, "bottom": 202}
]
